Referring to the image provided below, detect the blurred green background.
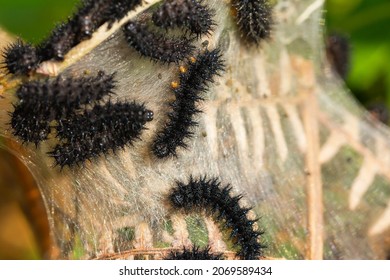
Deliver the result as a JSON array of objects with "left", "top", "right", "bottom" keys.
[
  {"left": 0, "top": 0, "right": 390, "bottom": 259},
  {"left": 326, "top": 0, "right": 390, "bottom": 115},
  {"left": 0, "top": 0, "right": 79, "bottom": 43}
]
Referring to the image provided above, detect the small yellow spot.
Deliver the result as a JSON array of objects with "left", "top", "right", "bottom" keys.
[
  {"left": 189, "top": 57, "right": 196, "bottom": 63},
  {"left": 179, "top": 66, "right": 187, "bottom": 74},
  {"left": 171, "top": 81, "right": 179, "bottom": 89}
]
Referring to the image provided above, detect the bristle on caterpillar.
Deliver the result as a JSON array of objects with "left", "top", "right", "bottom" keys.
[
  {"left": 152, "top": 0, "right": 215, "bottom": 37},
  {"left": 168, "top": 176, "right": 265, "bottom": 260},
  {"left": 122, "top": 20, "right": 195, "bottom": 64},
  {"left": 50, "top": 101, "right": 153, "bottom": 168},
  {"left": 10, "top": 71, "right": 115, "bottom": 145},
  {"left": 232, "top": 0, "right": 273, "bottom": 45},
  {"left": 1, "top": 39, "right": 40, "bottom": 75},
  {"left": 152, "top": 48, "right": 224, "bottom": 158},
  {"left": 164, "top": 246, "right": 223, "bottom": 260}
]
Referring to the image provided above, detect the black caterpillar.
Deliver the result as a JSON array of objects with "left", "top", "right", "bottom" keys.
[
  {"left": 152, "top": 48, "right": 224, "bottom": 158},
  {"left": 152, "top": 0, "right": 215, "bottom": 37},
  {"left": 72, "top": 0, "right": 111, "bottom": 41},
  {"left": 38, "top": 0, "right": 142, "bottom": 61},
  {"left": 122, "top": 20, "right": 195, "bottom": 64},
  {"left": 50, "top": 101, "right": 153, "bottom": 168},
  {"left": 74, "top": 0, "right": 142, "bottom": 40},
  {"left": 10, "top": 71, "right": 153, "bottom": 167},
  {"left": 1, "top": 0, "right": 142, "bottom": 71},
  {"left": 107, "top": 0, "right": 142, "bottom": 26},
  {"left": 16, "top": 71, "right": 115, "bottom": 118},
  {"left": 168, "top": 176, "right": 265, "bottom": 260},
  {"left": 164, "top": 246, "right": 223, "bottom": 260},
  {"left": 10, "top": 106, "right": 51, "bottom": 146},
  {"left": 1, "top": 39, "right": 40, "bottom": 75},
  {"left": 38, "top": 20, "right": 78, "bottom": 61},
  {"left": 232, "top": 0, "right": 273, "bottom": 44},
  {"left": 10, "top": 71, "right": 115, "bottom": 145},
  {"left": 326, "top": 34, "right": 350, "bottom": 80}
]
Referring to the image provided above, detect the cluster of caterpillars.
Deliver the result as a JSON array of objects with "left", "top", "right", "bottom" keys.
[
  {"left": 2, "top": 0, "right": 273, "bottom": 166},
  {"left": 10, "top": 71, "right": 154, "bottom": 168},
  {"left": 1, "top": 0, "right": 273, "bottom": 259},
  {"left": 3, "top": 1, "right": 143, "bottom": 74}
]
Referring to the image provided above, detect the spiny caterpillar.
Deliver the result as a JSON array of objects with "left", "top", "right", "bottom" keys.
[
  {"left": 10, "top": 71, "right": 115, "bottom": 145},
  {"left": 1, "top": 0, "right": 142, "bottom": 71},
  {"left": 16, "top": 71, "right": 115, "bottom": 118},
  {"left": 72, "top": 0, "right": 112, "bottom": 41},
  {"left": 232, "top": 0, "right": 273, "bottom": 45},
  {"left": 122, "top": 20, "right": 195, "bottom": 64},
  {"left": 164, "top": 246, "right": 223, "bottom": 260},
  {"left": 107, "top": 0, "right": 143, "bottom": 26},
  {"left": 37, "top": 0, "right": 141, "bottom": 61},
  {"left": 50, "top": 101, "right": 154, "bottom": 168},
  {"left": 152, "top": 48, "right": 224, "bottom": 158},
  {"left": 10, "top": 108, "right": 51, "bottom": 146},
  {"left": 152, "top": 0, "right": 215, "bottom": 37},
  {"left": 168, "top": 176, "right": 265, "bottom": 260},
  {"left": 38, "top": 21, "right": 77, "bottom": 61},
  {"left": 73, "top": 0, "right": 142, "bottom": 40},
  {"left": 1, "top": 39, "right": 40, "bottom": 75}
]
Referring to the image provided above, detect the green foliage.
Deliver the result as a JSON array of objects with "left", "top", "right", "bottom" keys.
[
  {"left": 326, "top": 0, "right": 390, "bottom": 110},
  {"left": 0, "top": 0, "right": 79, "bottom": 43}
]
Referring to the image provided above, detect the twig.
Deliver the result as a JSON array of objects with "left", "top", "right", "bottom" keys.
[
  {"left": 303, "top": 90, "right": 323, "bottom": 260},
  {"left": 36, "top": 0, "right": 162, "bottom": 76}
]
